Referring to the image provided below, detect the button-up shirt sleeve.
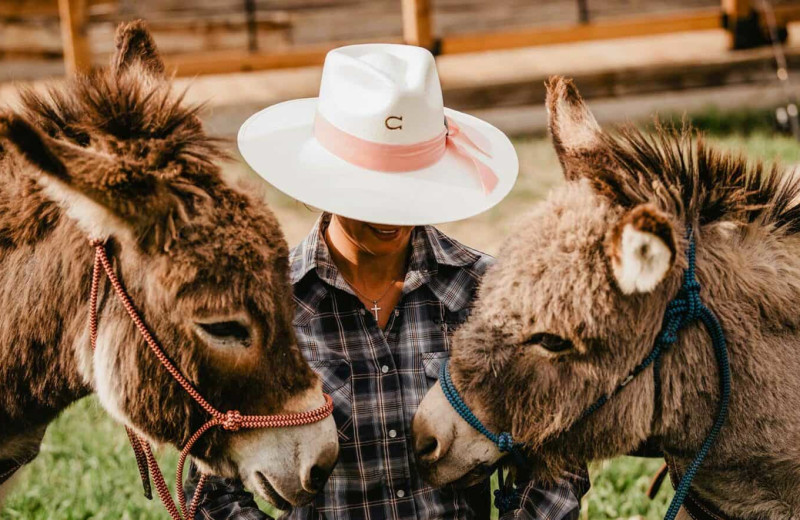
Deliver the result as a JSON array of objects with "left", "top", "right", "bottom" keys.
[
  {"left": 500, "top": 467, "right": 590, "bottom": 520},
  {"left": 184, "top": 463, "right": 274, "bottom": 520}
]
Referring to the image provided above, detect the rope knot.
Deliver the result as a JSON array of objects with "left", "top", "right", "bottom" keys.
[
  {"left": 683, "top": 278, "right": 701, "bottom": 292},
  {"left": 497, "top": 432, "right": 514, "bottom": 453},
  {"left": 493, "top": 488, "right": 521, "bottom": 513},
  {"left": 657, "top": 244, "right": 704, "bottom": 346},
  {"left": 89, "top": 238, "right": 105, "bottom": 248},
  {"left": 221, "top": 410, "right": 243, "bottom": 431}
]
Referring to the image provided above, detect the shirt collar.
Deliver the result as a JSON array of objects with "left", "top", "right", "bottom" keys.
[
  {"left": 290, "top": 213, "right": 482, "bottom": 307},
  {"left": 418, "top": 225, "right": 482, "bottom": 269},
  {"left": 290, "top": 213, "right": 352, "bottom": 292}
]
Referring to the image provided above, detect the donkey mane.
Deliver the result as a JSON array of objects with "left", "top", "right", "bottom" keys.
[
  {"left": 17, "top": 68, "right": 219, "bottom": 163},
  {"left": 595, "top": 123, "right": 800, "bottom": 235}
]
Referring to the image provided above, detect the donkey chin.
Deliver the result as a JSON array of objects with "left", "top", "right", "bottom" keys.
[
  {"left": 412, "top": 381, "right": 502, "bottom": 489},
  {"left": 197, "top": 385, "right": 339, "bottom": 510}
]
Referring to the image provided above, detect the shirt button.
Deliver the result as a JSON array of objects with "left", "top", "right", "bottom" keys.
[
  {"left": 394, "top": 309, "right": 400, "bottom": 316},
  {"left": 396, "top": 489, "right": 405, "bottom": 498},
  {"left": 359, "top": 308, "right": 365, "bottom": 316},
  {"left": 381, "top": 365, "right": 389, "bottom": 374},
  {"left": 388, "top": 429, "right": 397, "bottom": 438}
]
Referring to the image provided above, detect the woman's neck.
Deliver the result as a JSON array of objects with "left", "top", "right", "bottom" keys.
[{"left": 324, "top": 216, "right": 410, "bottom": 292}]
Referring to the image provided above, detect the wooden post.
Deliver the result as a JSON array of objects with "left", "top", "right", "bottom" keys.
[
  {"left": 245, "top": 0, "right": 258, "bottom": 52},
  {"left": 58, "top": 0, "right": 91, "bottom": 75},
  {"left": 577, "top": 0, "right": 590, "bottom": 24},
  {"left": 722, "top": 0, "right": 767, "bottom": 49},
  {"left": 722, "top": 0, "right": 750, "bottom": 16},
  {"left": 401, "top": 0, "right": 434, "bottom": 51}
]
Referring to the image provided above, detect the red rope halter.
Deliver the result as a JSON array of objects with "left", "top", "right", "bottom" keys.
[{"left": 88, "top": 239, "right": 334, "bottom": 519}]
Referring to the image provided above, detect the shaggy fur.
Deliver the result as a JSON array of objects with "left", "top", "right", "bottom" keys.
[
  {"left": 447, "top": 77, "right": 800, "bottom": 519},
  {"left": 0, "top": 20, "right": 315, "bottom": 481}
]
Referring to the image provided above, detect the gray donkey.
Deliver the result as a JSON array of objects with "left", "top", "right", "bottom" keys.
[
  {"left": 0, "top": 21, "right": 337, "bottom": 509},
  {"left": 413, "top": 76, "right": 800, "bottom": 519}
]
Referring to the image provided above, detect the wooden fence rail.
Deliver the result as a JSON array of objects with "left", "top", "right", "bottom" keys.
[{"left": 20, "top": 0, "right": 800, "bottom": 76}]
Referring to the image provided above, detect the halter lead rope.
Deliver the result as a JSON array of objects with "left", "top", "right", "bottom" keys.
[
  {"left": 439, "top": 231, "right": 731, "bottom": 520},
  {"left": 89, "top": 240, "right": 334, "bottom": 519}
]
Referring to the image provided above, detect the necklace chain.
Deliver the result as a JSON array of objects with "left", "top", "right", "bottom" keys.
[
  {"left": 343, "top": 274, "right": 397, "bottom": 304},
  {"left": 341, "top": 272, "right": 399, "bottom": 321},
  {"left": 324, "top": 224, "right": 401, "bottom": 320}
]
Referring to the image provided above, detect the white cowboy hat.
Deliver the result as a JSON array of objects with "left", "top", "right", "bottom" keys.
[{"left": 237, "top": 44, "right": 519, "bottom": 226}]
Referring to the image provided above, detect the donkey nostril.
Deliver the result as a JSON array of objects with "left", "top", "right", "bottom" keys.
[
  {"left": 306, "top": 464, "right": 332, "bottom": 493},
  {"left": 416, "top": 435, "right": 440, "bottom": 462}
]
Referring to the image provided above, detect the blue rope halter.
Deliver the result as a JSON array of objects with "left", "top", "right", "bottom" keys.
[
  {"left": 440, "top": 361, "right": 518, "bottom": 454},
  {"left": 588, "top": 232, "right": 731, "bottom": 520},
  {"left": 439, "top": 230, "right": 731, "bottom": 520},
  {"left": 439, "top": 360, "right": 522, "bottom": 512}
]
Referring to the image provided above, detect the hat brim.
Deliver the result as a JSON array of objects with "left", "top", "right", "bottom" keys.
[{"left": 237, "top": 98, "right": 518, "bottom": 226}]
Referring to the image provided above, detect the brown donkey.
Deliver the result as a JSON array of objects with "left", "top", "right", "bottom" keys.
[
  {"left": 0, "top": 21, "right": 338, "bottom": 510},
  {"left": 413, "top": 77, "right": 800, "bottom": 519}
]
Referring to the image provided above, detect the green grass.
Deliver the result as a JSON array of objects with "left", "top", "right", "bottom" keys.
[
  {"left": 3, "top": 119, "right": 799, "bottom": 519},
  {"left": 1, "top": 398, "right": 181, "bottom": 520},
  {"left": 583, "top": 459, "right": 673, "bottom": 520},
  {"left": 0, "top": 401, "right": 676, "bottom": 520},
  {"left": 0, "top": 397, "right": 672, "bottom": 520},
  {"left": 661, "top": 106, "right": 779, "bottom": 136},
  {"left": 0, "top": 396, "right": 672, "bottom": 520}
]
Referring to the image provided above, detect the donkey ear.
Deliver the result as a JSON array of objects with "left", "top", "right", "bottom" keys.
[
  {"left": 606, "top": 204, "right": 676, "bottom": 295},
  {"left": 111, "top": 20, "right": 165, "bottom": 77},
  {"left": 3, "top": 114, "right": 81, "bottom": 181},
  {"left": 545, "top": 76, "right": 604, "bottom": 180},
  {"left": 2, "top": 115, "right": 148, "bottom": 242}
]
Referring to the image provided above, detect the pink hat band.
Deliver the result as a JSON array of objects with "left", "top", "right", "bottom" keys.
[{"left": 313, "top": 114, "right": 499, "bottom": 194}]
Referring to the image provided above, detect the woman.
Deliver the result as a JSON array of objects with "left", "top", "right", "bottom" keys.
[{"left": 187, "top": 43, "right": 588, "bottom": 519}]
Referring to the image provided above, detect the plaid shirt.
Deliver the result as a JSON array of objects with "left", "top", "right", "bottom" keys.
[{"left": 186, "top": 214, "right": 589, "bottom": 519}]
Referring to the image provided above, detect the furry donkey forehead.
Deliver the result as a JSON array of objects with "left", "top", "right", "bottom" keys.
[
  {"left": 480, "top": 181, "right": 622, "bottom": 334},
  {"left": 150, "top": 202, "right": 291, "bottom": 320},
  {"left": 178, "top": 197, "right": 288, "bottom": 271}
]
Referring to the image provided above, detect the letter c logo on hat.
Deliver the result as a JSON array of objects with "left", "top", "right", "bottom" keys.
[{"left": 385, "top": 116, "right": 403, "bottom": 130}]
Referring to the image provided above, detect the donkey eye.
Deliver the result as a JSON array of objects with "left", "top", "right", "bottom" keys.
[
  {"left": 195, "top": 320, "right": 252, "bottom": 348},
  {"left": 523, "top": 333, "right": 573, "bottom": 353}
]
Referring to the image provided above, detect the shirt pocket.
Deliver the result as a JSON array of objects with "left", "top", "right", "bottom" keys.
[
  {"left": 307, "top": 359, "right": 354, "bottom": 443},
  {"left": 437, "top": 308, "right": 471, "bottom": 353},
  {"left": 421, "top": 351, "right": 449, "bottom": 390}
]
